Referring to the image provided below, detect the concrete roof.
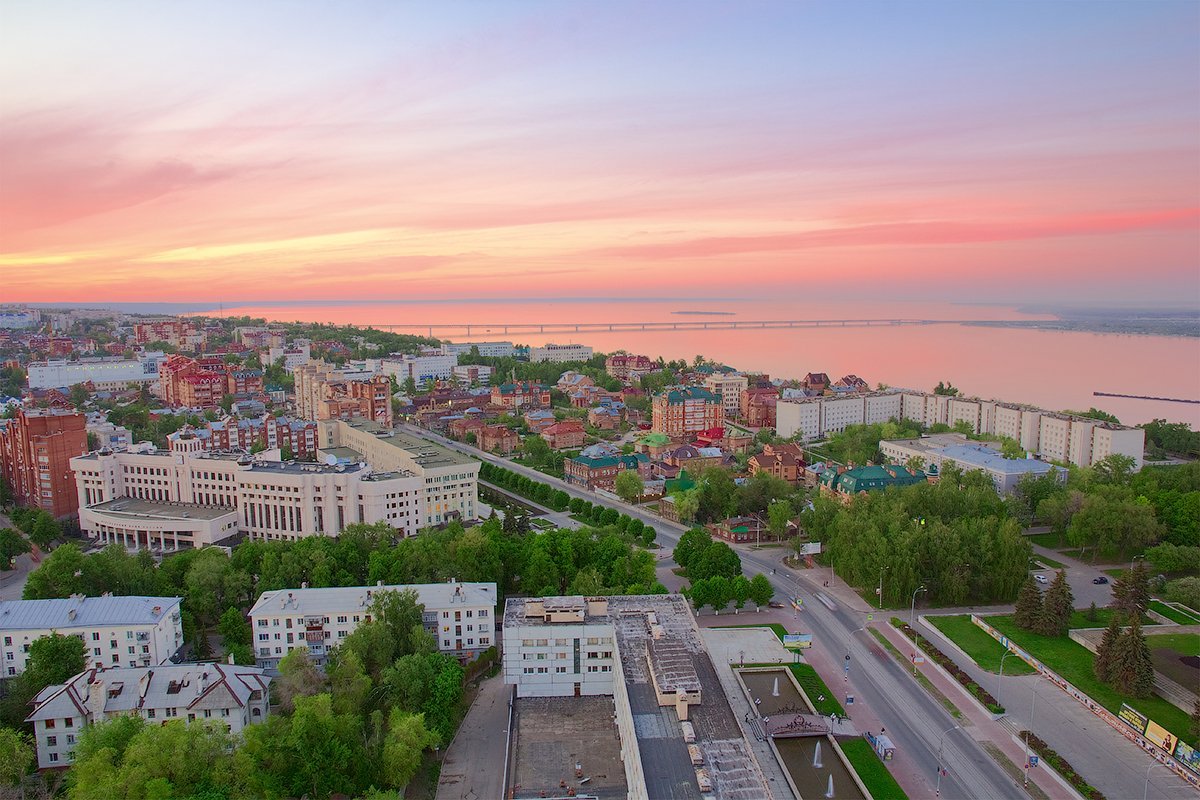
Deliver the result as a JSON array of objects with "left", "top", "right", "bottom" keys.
[
  {"left": 249, "top": 581, "right": 497, "bottom": 617},
  {"left": 0, "top": 596, "right": 182, "bottom": 631},
  {"left": 341, "top": 419, "right": 476, "bottom": 467},
  {"left": 89, "top": 497, "right": 235, "bottom": 520}
]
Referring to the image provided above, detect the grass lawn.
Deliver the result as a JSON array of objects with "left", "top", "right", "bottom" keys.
[
  {"left": 1025, "top": 532, "right": 1065, "bottom": 548},
  {"left": 926, "top": 615, "right": 1035, "bottom": 675},
  {"left": 1031, "top": 554, "right": 1066, "bottom": 570},
  {"left": 985, "top": 614, "right": 1195, "bottom": 744},
  {"left": 840, "top": 738, "right": 909, "bottom": 800},
  {"left": 1150, "top": 601, "right": 1200, "bottom": 625},
  {"left": 713, "top": 622, "right": 790, "bottom": 643},
  {"left": 1059, "top": 549, "right": 1129, "bottom": 565},
  {"left": 1064, "top": 606, "right": 1150, "bottom": 629},
  {"left": 1146, "top": 633, "right": 1200, "bottom": 655}
]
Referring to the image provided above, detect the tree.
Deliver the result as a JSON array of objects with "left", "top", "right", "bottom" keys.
[
  {"left": 673, "top": 528, "right": 712, "bottom": 573},
  {"left": 730, "top": 575, "right": 751, "bottom": 611},
  {"left": 1093, "top": 617, "right": 1121, "bottom": 684},
  {"left": 381, "top": 710, "right": 439, "bottom": 790},
  {"left": 1037, "top": 571, "right": 1074, "bottom": 637},
  {"left": 933, "top": 381, "right": 959, "bottom": 396},
  {"left": 28, "top": 511, "right": 61, "bottom": 549},
  {"left": 0, "top": 527, "right": 30, "bottom": 569},
  {"left": 673, "top": 489, "right": 700, "bottom": 524},
  {"left": 1109, "top": 620, "right": 1155, "bottom": 699},
  {"left": 1111, "top": 562, "right": 1151, "bottom": 622},
  {"left": 768, "top": 501, "right": 792, "bottom": 539},
  {"left": 693, "top": 541, "right": 742, "bottom": 581},
  {"left": 748, "top": 573, "right": 774, "bottom": 610},
  {"left": 327, "top": 649, "right": 372, "bottom": 717},
  {"left": 707, "top": 575, "right": 732, "bottom": 614},
  {"left": 275, "top": 649, "right": 327, "bottom": 714},
  {"left": 0, "top": 727, "right": 33, "bottom": 786},
  {"left": 689, "top": 577, "right": 711, "bottom": 612},
  {"left": 1093, "top": 454, "right": 1137, "bottom": 486},
  {"left": 614, "top": 470, "right": 644, "bottom": 503},
  {"left": 1013, "top": 576, "right": 1043, "bottom": 630}
]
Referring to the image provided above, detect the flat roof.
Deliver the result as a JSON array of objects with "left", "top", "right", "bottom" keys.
[
  {"left": 342, "top": 419, "right": 476, "bottom": 468},
  {"left": 249, "top": 582, "right": 497, "bottom": 617},
  {"left": 0, "top": 596, "right": 182, "bottom": 631},
  {"left": 510, "top": 696, "right": 628, "bottom": 800},
  {"left": 89, "top": 497, "right": 235, "bottom": 521}
]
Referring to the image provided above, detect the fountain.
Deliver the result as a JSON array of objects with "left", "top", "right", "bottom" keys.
[
  {"left": 772, "top": 676, "right": 780, "bottom": 697},
  {"left": 826, "top": 774, "right": 835, "bottom": 798},
  {"left": 812, "top": 741, "right": 823, "bottom": 768}
]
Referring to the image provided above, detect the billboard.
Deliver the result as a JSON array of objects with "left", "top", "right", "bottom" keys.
[
  {"left": 1144, "top": 720, "right": 1177, "bottom": 754},
  {"left": 798, "top": 542, "right": 823, "bottom": 555},
  {"left": 1173, "top": 741, "right": 1200, "bottom": 776},
  {"left": 1118, "top": 704, "right": 1149, "bottom": 734},
  {"left": 782, "top": 634, "right": 813, "bottom": 650}
]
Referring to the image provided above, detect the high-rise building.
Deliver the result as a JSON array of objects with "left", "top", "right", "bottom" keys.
[
  {"left": 650, "top": 387, "right": 724, "bottom": 440},
  {"left": 0, "top": 407, "right": 88, "bottom": 518}
]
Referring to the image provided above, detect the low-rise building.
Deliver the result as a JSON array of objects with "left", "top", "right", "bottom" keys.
[
  {"left": 564, "top": 445, "right": 650, "bottom": 490},
  {"left": 382, "top": 350, "right": 458, "bottom": 385},
  {"left": 523, "top": 409, "right": 557, "bottom": 433},
  {"left": 587, "top": 405, "right": 622, "bottom": 430},
  {"left": 747, "top": 445, "right": 804, "bottom": 483},
  {"left": 529, "top": 343, "right": 593, "bottom": 363},
  {"left": 541, "top": 419, "right": 585, "bottom": 450},
  {"left": 26, "top": 661, "right": 271, "bottom": 768},
  {"left": 479, "top": 424, "right": 520, "bottom": 454},
  {"left": 440, "top": 341, "right": 514, "bottom": 358},
  {"left": 1, "top": 595, "right": 183, "bottom": 677},
  {"left": 819, "top": 464, "right": 927, "bottom": 501},
  {"left": 491, "top": 382, "right": 551, "bottom": 409},
  {"left": 879, "top": 434, "right": 1063, "bottom": 494},
  {"left": 27, "top": 356, "right": 162, "bottom": 391},
  {"left": 249, "top": 581, "right": 496, "bottom": 668},
  {"left": 605, "top": 354, "right": 659, "bottom": 381},
  {"left": 452, "top": 364, "right": 493, "bottom": 386},
  {"left": 708, "top": 515, "right": 778, "bottom": 544}
]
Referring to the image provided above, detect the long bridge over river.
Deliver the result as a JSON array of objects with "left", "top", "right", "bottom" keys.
[{"left": 362, "top": 318, "right": 999, "bottom": 337}]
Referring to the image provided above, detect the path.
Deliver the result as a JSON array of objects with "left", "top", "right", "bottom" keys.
[{"left": 436, "top": 674, "right": 512, "bottom": 800}]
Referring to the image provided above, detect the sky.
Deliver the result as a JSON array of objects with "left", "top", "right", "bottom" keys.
[{"left": 1, "top": 0, "right": 1198, "bottom": 306}]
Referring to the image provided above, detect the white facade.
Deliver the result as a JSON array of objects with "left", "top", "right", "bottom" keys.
[
  {"left": 248, "top": 581, "right": 496, "bottom": 669},
  {"left": 452, "top": 364, "right": 493, "bottom": 386},
  {"left": 26, "top": 661, "right": 271, "bottom": 769},
  {"left": 27, "top": 356, "right": 161, "bottom": 390},
  {"left": 382, "top": 351, "right": 457, "bottom": 384},
  {"left": 0, "top": 309, "right": 40, "bottom": 328},
  {"left": 441, "top": 341, "right": 515, "bottom": 358},
  {"left": 269, "top": 344, "right": 311, "bottom": 371},
  {"left": 502, "top": 597, "right": 617, "bottom": 698},
  {"left": 529, "top": 343, "right": 594, "bottom": 363},
  {"left": 86, "top": 418, "right": 133, "bottom": 450},
  {"left": 703, "top": 374, "right": 748, "bottom": 417},
  {"left": 1, "top": 596, "right": 183, "bottom": 678}
]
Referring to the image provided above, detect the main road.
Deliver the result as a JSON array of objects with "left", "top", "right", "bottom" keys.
[{"left": 403, "top": 423, "right": 1028, "bottom": 799}]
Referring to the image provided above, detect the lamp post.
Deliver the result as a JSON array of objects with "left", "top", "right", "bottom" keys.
[
  {"left": 844, "top": 625, "right": 866, "bottom": 683},
  {"left": 1143, "top": 762, "right": 1160, "bottom": 800},
  {"left": 1024, "top": 681, "right": 1039, "bottom": 787},
  {"left": 878, "top": 566, "right": 887, "bottom": 610},
  {"left": 910, "top": 585, "right": 927, "bottom": 627},
  {"left": 997, "top": 651, "right": 1016, "bottom": 710},
  {"left": 936, "top": 724, "right": 961, "bottom": 797}
]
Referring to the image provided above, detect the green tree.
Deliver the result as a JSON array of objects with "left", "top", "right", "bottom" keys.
[
  {"left": 1013, "top": 576, "right": 1043, "bottom": 630},
  {"left": 1093, "top": 617, "right": 1121, "bottom": 684},
  {"left": 1093, "top": 453, "right": 1137, "bottom": 485},
  {"left": 69, "top": 383, "right": 91, "bottom": 409},
  {"left": 1037, "top": 571, "right": 1074, "bottom": 637},
  {"left": 673, "top": 528, "right": 712, "bottom": 573},
  {"left": 0, "top": 527, "right": 30, "bottom": 569},
  {"left": 381, "top": 710, "right": 439, "bottom": 790},
  {"left": 1111, "top": 562, "right": 1151, "bottom": 622},
  {"left": 933, "top": 381, "right": 959, "bottom": 396},
  {"left": 672, "top": 489, "right": 700, "bottom": 524},
  {"left": 327, "top": 649, "right": 372, "bottom": 717},
  {"left": 614, "top": 469, "right": 644, "bottom": 503},
  {"left": 28, "top": 511, "right": 62, "bottom": 549},
  {"left": 748, "top": 574, "right": 774, "bottom": 610},
  {"left": 767, "top": 500, "right": 792, "bottom": 539},
  {"left": 1109, "top": 620, "right": 1155, "bottom": 698},
  {"left": 72, "top": 714, "right": 146, "bottom": 765},
  {"left": 218, "top": 606, "right": 251, "bottom": 650},
  {"left": 692, "top": 541, "right": 741, "bottom": 581},
  {"left": 0, "top": 727, "right": 34, "bottom": 786},
  {"left": 275, "top": 649, "right": 327, "bottom": 715},
  {"left": 730, "top": 575, "right": 751, "bottom": 611},
  {"left": 706, "top": 575, "right": 732, "bottom": 614}
]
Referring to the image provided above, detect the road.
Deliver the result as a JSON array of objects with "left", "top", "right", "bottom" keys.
[
  {"left": 435, "top": 674, "right": 512, "bottom": 800},
  {"left": 0, "top": 511, "right": 37, "bottom": 601},
  {"left": 404, "top": 423, "right": 1028, "bottom": 799}
]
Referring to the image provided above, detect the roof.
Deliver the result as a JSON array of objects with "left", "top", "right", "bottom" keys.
[
  {"left": 822, "top": 464, "right": 927, "bottom": 493},
  {"left": 248, "top": 581, "right": 497, "bottom": 618},
  {"left": 0, "top": 596, "right": 182, "bottom": 631},
  {"left": 659, "top": 387, "right": 718, "bottom": 404},
  {"left": 340, "top": 419, "right": 476, "bottom": 467},
  {"left": 939, "top": 444, "right": 1059, "bottom": 475},
  {"left": 88, "top": 497, "right": 236, "bottom": 520}
]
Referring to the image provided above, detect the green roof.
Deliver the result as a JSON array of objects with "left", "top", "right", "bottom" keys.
[
  {"left": 637, "top": 432, "right": 672, "bottom": 447},
  {"left": 821, "top": 464, "right": 927, "bottom": 494},
  {"left": 660, "top": 387, "right": 718, "bottom": 404}
]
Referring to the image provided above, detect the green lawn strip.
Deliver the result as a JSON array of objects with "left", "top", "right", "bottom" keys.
[
  {"left": 1031, "top": 553, "right": 1066, "bottom": 570},
  {"left": 1025, "top": 532, "right": 1065, "bottom": 548},
  {"left": 985, "top": 615, "right": 1194, "bottom": 743},
  {"left": 712, "top": 622, "right": 790, "bottom": 643},
  {"left": 868, "top": 628, "right": 963, "bottom": 720},
  {"left": 1059, "top": 550, "right": 1128, "bottom": 565},
  {"left": 1064, "top": 607, "right": 1152, "bottom": 630},
  {"left": 1103, "top": 568, "right": 1126, "bottom": 578},
  {"left": 1145, "top": 633, "right": 1200, "bottom": 655},
  {"left": 1148, "top": 601, "right": 1195, "bottom": 624},
  {"left": 979, "top": 741, "right": 1051, "bottom": 800},
  {"left": 840, "top": 738, "right": 910, "bottom": 800},
  {"left": 925, "top": 615, "right": 1035, "bottom": 675}
]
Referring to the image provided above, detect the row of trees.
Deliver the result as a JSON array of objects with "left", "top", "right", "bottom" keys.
[
  {"left": 1093, "top": 618, "right": 1155, "bottom": 699},
  {"left": 673, "top": 527, "right": 776, "bottom": 613},
  {"left": 479, "top": 462, "right": 570, "bottom": 511},
  {"left": 1012, "top": 572, "right": 1075, "bottom": 637},
  {"left": 689, "top": 574, "right": 775, "bottom": 614},
  {"left": 566, "top": 496, "right": 656, "bottom": 547},
  {"left": 670, "top": 468, "right": 805, "bottom": 526}
]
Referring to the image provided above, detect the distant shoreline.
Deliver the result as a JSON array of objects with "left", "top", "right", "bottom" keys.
[{"left": 670, "top": 311, "right": 736, "bottom": 316}]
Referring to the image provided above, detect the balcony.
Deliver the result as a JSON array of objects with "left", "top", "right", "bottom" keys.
[
  {"left": 135, "top": 632, "right": 150, "bottom": 642},
  {"left": 303, "top": 631, "right": 324, "bottom": 643}
]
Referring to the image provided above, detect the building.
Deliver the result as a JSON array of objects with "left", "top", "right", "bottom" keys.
[
  {"left": 605, "top": 354, "right": 659, "bottom": 381},
  {"left": 180, "top": 415, "right": 319, "bottom": 458},
  {"left": 268, "top": 343, "right": 311, "bottom": 371},
  {"left": 541, "top": 419, "right": 585, "bottom": 450},
  {"left": 747, "top": 444, "right": 804, "bottom": 483},
  {"left": 133, "top": 320, "right": 204, "bottom": 350},
  {"left": 0, "top": 407, "right": 88, "bottom": 518},
  {"left": 0, "top": 595, "right": 183, "bottom": 677},
  {"left": 832, "top": 374, "right": 870, "bottom": 393},
  {"left": 662, "top": 445, "right": 727, "bottom": 472},
  {"left": 72, "top": 418, "right": 478, "bottom": 550},
  {"left": 27, "top": 356, "right": 162, "bottom": 391},
  {"left": 440, "top": 341, "right": 514, "bottom": 358},
  {"left": 85, "top": 417, "right": 133, "bottom": 451},
  {"left": 382, "top": 350, "right": 458, "bottom": 385},
  {"left": 156, "top": 355, "right": 224, "bottom": 409},
  {"left": 452, "top": 364, "right": 493, "bottom": 386},
  {"left": 801, "top": 372, "right": 830, "bottom": 392},
  {"left": 703, "top": 373, "right": 748, "bottom": 418},
  {"left": 523, "top": 409, "right": 556, "bottom": 433},
  {"left": 225, "top": 369, "right": 264, "bottom": 396},
  {"left": 249, "top": 581, "right": 496, "bottom": 668},
  {"left": 0, "top": 308, "right": 40, "bottom": 328},
  {"left": 235, "top": 326, "right": 286, "bottom": 349},
  {"left": 27, "top": 661, "right": 270, "bottom": 769},
  {"left": 879, "top": 434, "right": 1064, "bottom": 494},
  {"left": 564, "top": 445, "right": 650, "bottom": 490},
  {"left": 294, "top": 361, "right": 392, "bottom": 426},
  {"left": 479, "top": 424, "right": 520, "bottom": 454},
  {"left": 708, "top": 515, "right": 774, "bottom": 544},
  {"left": 529, "top": 343, "right": 593, "bottom": 363},
  {"left": 491, "top": 382, "right": 551, "bottom": 409},
  {"left": 741, "top": 387, "right": 779, "bottom": 428},
  {"left": 587, "top": 405, "right": 622, "bottom": 430},
  {"left": 650, "top": 387, "right": 724, "bottom": 441},
  {"left": 819, "top": 464, "right": 927, "bottom": 501}
]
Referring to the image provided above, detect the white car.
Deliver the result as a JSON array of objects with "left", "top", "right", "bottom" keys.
[{"left": 1034, "top": 574, "right": 1048, "bottom": 584}]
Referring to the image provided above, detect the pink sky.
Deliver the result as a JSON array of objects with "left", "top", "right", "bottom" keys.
[{"left": 1, "top": 1, "right": 1198, "bottom": 305}]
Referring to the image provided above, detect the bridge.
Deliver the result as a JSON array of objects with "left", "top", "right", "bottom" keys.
[
  {"left": 759, "top": 705, "right": 858, "bottom": 738},
  {"left": 362, "top": 318, "right": 979, "bottom": 337}
]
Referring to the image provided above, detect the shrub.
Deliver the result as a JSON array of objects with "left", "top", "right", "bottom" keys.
[
  {"left": 892, "top": 619, "right": 1006, "bottom": 714},
  {"left": 1019, "top": 731, "right": 1107, "bottom": 800}
]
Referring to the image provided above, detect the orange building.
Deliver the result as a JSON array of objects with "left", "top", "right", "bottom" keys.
[
  {"left": 541, "top": 419, "right": 586, "bottom": 450},
  {"left": 0, "top": 408, "right": 88, "bottom": 518},
  {"left": 651, "top": 387, "right": 724, "bottom": 441},
  {"left": 157, "top": 355, "right": 224, "bottom": 409},
  {"left": 479, "top": 425, "right": 520, "bottom": 454}
]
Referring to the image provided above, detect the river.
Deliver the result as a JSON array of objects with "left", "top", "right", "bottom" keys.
[{"left": 195, "top": 299, "right": 1200, "bottom": 427}]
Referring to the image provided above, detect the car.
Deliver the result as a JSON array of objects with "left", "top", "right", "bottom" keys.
[
  {"left": 1092, "top": 576, "right": 1109, "bottom": 585},
  {"left": 768, "top": 601, "right": 785, "bottom": 609},
  {"left": 1034, "top": 574, "right": 1048, "bottom": 584}
]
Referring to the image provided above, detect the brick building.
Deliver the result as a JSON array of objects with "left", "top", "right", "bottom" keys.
[
  {"left": 156, "top": 355, "right": 223, "bottom": 409},
  {"left": 741, "top": 387, "right": 779, "bottom": 428},
  {"left": 491, "top": 382, "right": 551, "bottom": 409},
  {"left": 479, "top": 425, "right": 520, "bottom": 454},
  {"left": 605, "top": 354, "right": 659, "bottom": 381},
  {"left": 563, "top": 446, "right": 650, "bottom": 490},
  {"left": 650, "top": 387, "right": 724, "bottom": 441},
  {"left": 0, "top": 408, "right": 88, "bottom": 518},
  {"left": 747, "top": 443, "right": 805, "bottom": 484},
  {"left": 541, "top": 419, "right": 585, "bottom": 450}
]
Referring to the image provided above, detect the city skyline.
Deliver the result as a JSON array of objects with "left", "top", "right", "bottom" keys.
[{"left": 2, "top": 0, "right": 1199, "bottom": 305}]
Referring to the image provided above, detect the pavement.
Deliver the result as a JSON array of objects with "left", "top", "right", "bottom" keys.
[
  {"left": 436, "top": 674, "right": 513, "bottom": 800},
  {"left": 0, "top": 511, "right": 38, "bottom": 601}
]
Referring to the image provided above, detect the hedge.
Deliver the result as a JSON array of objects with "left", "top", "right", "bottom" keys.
[
  {"left": 892, "top": 618, "right": 1006, "bottom": 714},
  {"left": 1019, "top": 731, "right": 1107, "bottom": 800}
]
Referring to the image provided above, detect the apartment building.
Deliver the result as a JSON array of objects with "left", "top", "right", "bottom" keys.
[
  {"left": 86, "top": 418, "right": 133, "bottom": 451},
  {"left": 651, "top": 387, "right": 724, "bottom": 440},
  {"left": 156, "top": 355, "right": 223, "bottom": 409},
  {"left": 0, "top": 408, "right": 88, "bottom": 518},
  {"left": 26, "top": 661, "right": 271, "bottom": 769},
  {"left": 268, "top": 343, "right": 311, "bottom": 370},
  {"left": 248, "top": 580, "right": 497, "bottom": 669},
  {"left": 172, "top": 415, "right": 319, "bottom": 458},
  {"left": 133, "top": 320, "right": 204, "bottom": 350},
  {"left": 440, "top": 341, "right": 515, "bottom": 358},
  {"left": 502, "top": 596, "right": 618, "bottom": 697},
  {"left": 294, "top": 361, "right": 392, "bottom": 426},
  {"left": 452, "top": 364, "right": 493, "bottom": 386},
  {"left": 382, "top": 350, "right": 458, "bottom": 384},
  {"left": 564, "top": 445, "right": 650, "bottom": 490},
  {"left": 27, "top": 355, "right": 163, "bottom": 391},
  {"left": 491, "top": 381, "right": 551, "bottom": 409},
  {"left": 703, "top": 373, "right": 748, "bottom": 418},
  {"left": 605, "top": 354, "right": 659, "bottom": 381},
  {"left": 0, "top": 595, "right": 183, "bottom": 677},
  {"left": 235, "top": 326, "right": 286, "bottom": 349},
  {"left": 529, "top": 343, "right": 593, "bottom": 363},
  {"left": 879, "top": 435, "right": 1063, "bottom": 494}
]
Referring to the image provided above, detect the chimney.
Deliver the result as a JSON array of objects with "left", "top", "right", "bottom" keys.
[
  {"left": 197, "top": 671, "right": 208, "bottom": 696},
  {"left": 87, "top": 679, "right": 107, "bottom": 719}
]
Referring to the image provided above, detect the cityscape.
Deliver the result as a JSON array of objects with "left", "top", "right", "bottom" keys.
[{"left": 2, "top": 3, "right": 1199, "bottom": 800}]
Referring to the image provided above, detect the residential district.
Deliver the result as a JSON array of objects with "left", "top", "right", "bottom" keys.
[{"left": 0, "top": 305, "right": 1197, "bottom": 800}]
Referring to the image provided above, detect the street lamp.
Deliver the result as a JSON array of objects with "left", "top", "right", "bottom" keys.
[
  {"left": 844, "top": 625, "right": 866, "bottom": 682},
  {"left": 1143, "top": 762, "right": 1160, "bottom": 800},
  {"left": 997, "top": 651, "right": 1017, "bottom": 710},
  {"left": 936, "top": 724, "right": 961, "bottom": 798},
  {"left": 878, "top": 566, "right": 887, "bottom": 610},
  {"left": 1024, "top": 680, "right": 1040, "bottom": 787},
  {"left": 910, "top": 585, "right": 926, "bottom": 628}
]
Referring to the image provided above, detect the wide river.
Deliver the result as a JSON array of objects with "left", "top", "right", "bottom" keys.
[{"left": 197, "top": 299, "right": 1200, "bottom": 427}]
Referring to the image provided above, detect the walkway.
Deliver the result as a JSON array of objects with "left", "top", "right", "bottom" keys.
[{"left": 436, "top": 674, "right": 512, "bottom": 800}]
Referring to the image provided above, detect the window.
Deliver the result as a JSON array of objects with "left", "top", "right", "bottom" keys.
[
  {"left": 47, "top": 736, "right": 57, "bottom": 746},
  {"left": 92, "top": 633, "right": 100, "bottom": 641},
  {"left": 48, "top": 753, "right": 58, "bottom": 764},
  {"left": 66, "top": 734, "right": 75, "bottom": 744},
  {"left": 147, "top": 709, "right": 156, "bottom": 719},
  {"left": 64, "top": 719, "right": 72, "bottom": 728},
  {"left": 204, "top": 710, "right": 212, "bottom": 718},
  {"left": 93, "top": 648, "right": 101, "bottom": 657},
  {"left": 188, "top": 713, "right": 196, "bottom": 722},
  {"left": 44, "top": 720, "right": 55, "bottom": 730}
]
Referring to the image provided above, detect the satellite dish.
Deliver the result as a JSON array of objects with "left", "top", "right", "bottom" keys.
[{"left": 323, "top": 453, "right": 337, "bottom": 466}]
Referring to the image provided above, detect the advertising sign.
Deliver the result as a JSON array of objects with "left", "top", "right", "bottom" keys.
[
  {"left": 783, "top": 634, "right": 813, "bottom": 650},
  {"left": 1118, "top": 704, "right": 1149, "bottom": 734},
  {"left": 1144, "top": 720, "right": 1177, "bottom": 754},
  {"left": 1173, "top": 741, "right": 1200, "bottom": 776},
  {"left": 799, "top": 542, "right": 823, "bottom": 555}
]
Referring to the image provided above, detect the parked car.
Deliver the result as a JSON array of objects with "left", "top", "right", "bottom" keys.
[
  {"left": 768, "top": 601, "right": 785, "bottom": 609},
  {"left": 1034, "top": 574, "right": 1048, "bottom": 584},
  {"left": 1092, "top": 576, "right": 1109, "bottom": 585}
]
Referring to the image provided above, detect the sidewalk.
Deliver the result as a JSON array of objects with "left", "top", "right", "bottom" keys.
[
  {"left": 436, "top": 674, "right": 512, "bottom": 800},
  {"left": 876, "top": 621, "right": 1076, "bottom": 800}
]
